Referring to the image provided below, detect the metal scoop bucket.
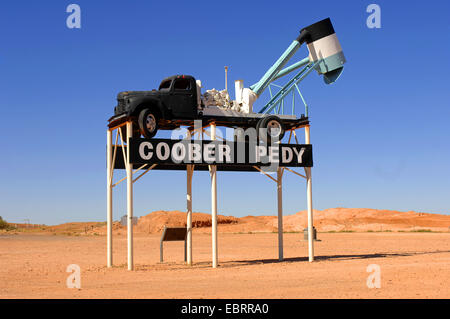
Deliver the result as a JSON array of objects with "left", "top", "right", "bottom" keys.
[{"left": 301, "top": 18, "right": 346, "bottom": 84}]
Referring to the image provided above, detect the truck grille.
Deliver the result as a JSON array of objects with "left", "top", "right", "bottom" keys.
[{"left": 116, "top": 99, "right": 125, "bottom": 114}]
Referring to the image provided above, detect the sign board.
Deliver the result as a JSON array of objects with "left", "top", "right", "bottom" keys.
[
  {"left": 120, "top": 215, "right": 138, "bottom": 226},
  {"left": 128, "top": 138, "right": 313, "bottom": 168},
  {"left": 160, "top": 227, "right": 187, "bottom": 263},
  {"left": 161, "top": 227, "right": 187, "bottom": 241}
]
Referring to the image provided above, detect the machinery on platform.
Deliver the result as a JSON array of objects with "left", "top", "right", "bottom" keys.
[{"left": 108, "top": 18, "right": 345, "bottom": 142}]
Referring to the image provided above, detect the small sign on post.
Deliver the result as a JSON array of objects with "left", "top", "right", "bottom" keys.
[
  {"left": 303, "top": 226, "right": 320, "bottom": 241},
  {"left": 160, "top": 226, "right": 188, "bottom": 263},
  {"left": 120, "top": 215, "right": 138, "bottom": 226}
]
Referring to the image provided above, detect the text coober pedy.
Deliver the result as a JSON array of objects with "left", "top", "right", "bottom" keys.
[{"left": 129, "top": 138, "right": 313, "bottom": 167}]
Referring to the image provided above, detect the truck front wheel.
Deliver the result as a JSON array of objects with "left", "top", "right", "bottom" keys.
[{"left": 138, "top": 108, "right": 159, "bottom": 139}]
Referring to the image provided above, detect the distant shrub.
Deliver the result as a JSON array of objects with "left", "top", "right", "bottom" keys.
[
  {"left": 0, "top": 217, "right": 15, "bottom": 230},
  {"left": 411, "top": 229, "right": 433, "bottom": 232}
]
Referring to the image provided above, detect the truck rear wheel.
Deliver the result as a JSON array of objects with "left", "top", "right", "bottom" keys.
[
  {"left": 138, "top": 108, "right": 159, "bottom": 139},
  {"left": 257, "top": 115, "right": 285, "bottom": 143}
]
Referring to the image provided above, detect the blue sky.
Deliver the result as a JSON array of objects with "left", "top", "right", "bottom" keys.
[{"left": 0, "top": 1, "right": 449, "bottom": 224}]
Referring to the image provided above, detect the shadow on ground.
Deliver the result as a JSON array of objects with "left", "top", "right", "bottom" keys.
[
  {"left": 225, "top": 250, "right": 450, "bottom": 267},
  {"left": 130, "top": 250, "right": 450, "bottom": 271}
]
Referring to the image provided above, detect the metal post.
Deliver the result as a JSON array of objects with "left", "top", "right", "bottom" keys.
[
  {"left": 107, "top": 129, "right": 113, "bottom": 268},
  {"left": 160, "top": 226, "right": 166, "bottom": 263},
  {"left": 277, "top": 167, "right": 283, "bottom": 261},
  {"left": 126, "top": 121, "right": 134, "bottom": 270},
  {"left": 186, "top": 164, "right": 193, "bottom": 265},
  {"left": 224, "top": 66, "right": 228, "bottom": 91},
  {"left": 210, "top": 123, "right": 218, "bottom": 268},
  {"left": 184, "top": 238, "right": 187, "bottom": 262},
  {"left": 305, "top": 126, "right": 314, "bottom": 262}
]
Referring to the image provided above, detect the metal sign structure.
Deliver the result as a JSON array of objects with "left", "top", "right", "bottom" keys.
[
  {"left": 105, "top": 17, "right": 348, "bottom": 271},
  {"left": 160, "top": 226, "right": 188, "bottom": 263},
  {"left": 106, "top": 120, "right": 315, "bottom": 270},
  {"left": 128, "top": 138, "right": 313, "bottom": 167}
]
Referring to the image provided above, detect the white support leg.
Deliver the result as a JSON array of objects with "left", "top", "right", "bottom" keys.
[
  {"left": 107, "top": 129, "right": 113, "bottom": 268},
  {"left": 277, "top": 167, "right": 283, "bottom": 261},
  {"left": 305, "top": 126, "right": 314, "bottom": 262},
  {"left": 126, "top": 122, "right": 134, "bottom": 270},
  {"left": 210, "top": 123, "right": 218, "bottom": 268},
  {"left": 187, "top": 164, "right": 193, "bottom": 266}
]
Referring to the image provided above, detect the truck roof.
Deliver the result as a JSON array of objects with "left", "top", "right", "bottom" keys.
[{"left": 160, "top": 74, "right": 195, "bottom": 83}]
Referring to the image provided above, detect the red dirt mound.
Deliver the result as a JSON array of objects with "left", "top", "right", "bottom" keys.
[
  {"left": 7, "top": 208, "right": 448, "bottom": 236},
  {"left": 134, "top": 208, "right": 450, "bottom": 234},
  {"left": 136, "top": 210, "right": 238, "bottom": 234}
]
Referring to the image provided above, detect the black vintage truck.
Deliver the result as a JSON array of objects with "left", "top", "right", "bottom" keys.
[{"left": 108, "top": 75, "right": 309, "bottom": 141}]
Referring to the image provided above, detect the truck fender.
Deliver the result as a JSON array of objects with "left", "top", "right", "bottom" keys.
[{"left": 128, "top": 97, "right": 168, "bottom": 120}]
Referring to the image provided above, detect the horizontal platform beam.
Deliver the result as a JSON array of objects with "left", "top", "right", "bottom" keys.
[
  {"left": 108, "top": 116, "right": 310, "bottom": 133},
  {"left": 113, "top": 161, "right": 290, "bottom": 173}
]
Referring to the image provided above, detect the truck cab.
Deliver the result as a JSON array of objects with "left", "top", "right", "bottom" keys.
[
  {"left": 157, "top": 75, "right": 198, "bottom": 119},
  {"left": 111, "top": 75, "right": 200, "bottom": 139}
]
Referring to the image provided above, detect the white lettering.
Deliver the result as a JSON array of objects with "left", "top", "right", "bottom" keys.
[
  {"left": 156, "top": 142, "right": 170, "bottom": 160},
  {"left": 218, "top": 144, "right": 231, "bottom": 163},
  {"left": 139, "top": 142, "right": 153, "bottom": 160},
  {"left": 255, "top": 145, "right": 267, "bottom": 162},
  {"left": 66, "top": 264, "right": 81, "bottom": 289},
  {"left": 204, "top": 143, "right": 216, "bottom": 162},
  {"left": 189, "top": 143, "right": 201, "bottom": 162},
  {"left": 268, "top": 146, "right": 279, "bottom": 164},
  {"left": 171, "top": 143, "right": 186, "bottom": 163},
  {"left": 181, "top": 303, "right": 215, "bottom": 317},
  {"left": 292, "top": 147, "right": 305, "bottom": 163},
  {"left": 366, "top": 4, "right": 381, "bottom": 29},
  {"left": 282, "top": 147, "right": 293, "bottom": 163},
  {"left": 366, "top": 264, "right": 381, "bottom": 288},
  {"left": 66, "top": 4, "right": 81, "bottom": 29}
]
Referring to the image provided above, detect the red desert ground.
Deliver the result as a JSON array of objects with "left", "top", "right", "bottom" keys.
[{"left": 1, "top": 208, "right": 449, "bottom": 298}]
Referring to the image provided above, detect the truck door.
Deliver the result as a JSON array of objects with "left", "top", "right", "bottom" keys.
[{"left": 170, "top": 78, "right": 196, "bottom": 119}]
